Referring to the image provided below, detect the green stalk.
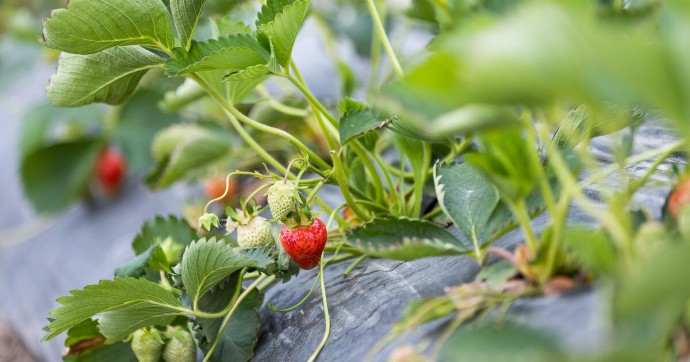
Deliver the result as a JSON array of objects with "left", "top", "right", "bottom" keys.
[
  {"left": 307, "top": 255, "right": 331, "bottom": 362},
  {"left": 366, "top": 0, "right": 384, "bottom": 95},
  {"left": 504, "top": 198, "right": 539, "bottom": 252},
  {"left": 412, "top": 142, "right": 432, "bottom": 217},
  {"left": 190, "top": 74, "right": 287, "bottom": 175},
  {"left": 365, "top": 0, "right": 404, "bottom": 79},
  {"left": 286, "top": 71, "right": 339, "bottom": 128},
  {"left": 349, "top": 142, "right": 386, "bottom": 204},
  {"left": 548, "top": 142, "right": 633, "bottom": 259},
  {"left": 331, "top": 151, "right": 371, "bottom": 221},
  {"left": 343, "top": 255, "right": 368, "bottom": 277},
  {"left": 227, "top": 106, "right": 331, "bottom": 173}
]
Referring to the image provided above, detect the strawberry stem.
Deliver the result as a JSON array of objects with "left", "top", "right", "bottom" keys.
[{"left": 307, "top": 253, "right": 331, "bottom": 362}]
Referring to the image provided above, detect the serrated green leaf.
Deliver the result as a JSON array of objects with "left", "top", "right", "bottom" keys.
[
  {"left": 43, "top": 278, "right": 184, "bottom": 342},
  {"left": 181, "top": 238, "right": 271, "bottom": 302},
  {"left": 165, "top": 34, "right": 270, "bottom": 76},
  {"left": 347, "top": 218, "right": 468, "bottom": 261},
  {"left": 216, "top": 18, "right": 252, "bottom": 37},
  {"left": 199, "top": 289, "right": 262, "bottom": 362},
  {"left": 20, "top": 139, "right": 104, "bottom": 214},
  {"left": 147, "top": 124, "right": 231, "bottom": 189},
  {"left": 339, "top": 101, "right": 390, "bottom": 145},
  {"left": 48, "top": 46, "right": 164, "bottom": 107},
  {"left": 132, "top": 215, "right": 197, "bottom": 255},
  {"left": 256, "top": 0, "right": 309, "bottom": 68},
  {"left": 42, "top": 0, "right": 175, "bottom": 54},
  {"left": 433, "top": 162, "right": 499, "bottom": 249},
  {"left": 171, "top": 0, "right": 208, "bottom": 49}
]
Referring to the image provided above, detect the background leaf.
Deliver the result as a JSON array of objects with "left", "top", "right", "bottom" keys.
[
  {"left": 112, "top": 89, "right": 181, "bottom": 173},
  {"left": 147, "top": 124, "right": 231, "bottom": 189},
  {"left": 42, "top": 0, "right": 175, "bottom": 54},
  {"left": 19, "top": 102, "right": 104, "bottom": 159},
  {"left": 47, "top": 46, "right": 164, "bottom": 107},
  {"left": 347, "top": 218, "right": 469, "bottom": 260},
  {"left": 434, "top": 162, "right": 499, "bottom": 248},
  {"left": 20, "top": 139, "right": 104, "bottom": 214},
  {"left": 198, "top": 289, "right": 262, "bottom": 362},
  {"left": 131, "top": 215, "right": 197, "bottom": 255},
  {"left": 171, "top": 0, "right": 208, "bottom": 49},
  {"left": 440, "top": 323, "right": 564, "bottom": 362},
  {"left": 43, "top": 278, "right": 183, "bottom": 342}
]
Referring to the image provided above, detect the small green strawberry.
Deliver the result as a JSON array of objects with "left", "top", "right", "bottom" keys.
[
  {"left": 162, "top": 326, "right": 196, "bottom": 362},
  {"left": 131, "top": 327, "right": 164, "bottom": 362},
  {"left": 226, "top": 211, "right": 273, "bottom": 247},
  {"left": 267, "top": 180, "right": 300, "bottom": 221},
  {"left": 198, "top": 212, "right": 220, "bottom": 232}
]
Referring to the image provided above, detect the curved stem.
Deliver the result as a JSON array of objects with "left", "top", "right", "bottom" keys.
[
  {"left": 269, "top": 274, "right": 320, "bottom": 312},
  {"left": 365, "top": 0, "right": 404, "bottom": 79},
  {"left": 242, "top": 182, "right": 273, "bottom": 210},
  {"left": 227, "top": 105, "right": 331, "bottom": 173},
  {"left": 203, "top": 171, "right": 240, "bottom": 214},
  {"left": 203, "top": 274, "right": 267, "bottom": 362},
  {"left": 256, "top": 85, "right": 310, "bottom": 117},
  {"left": 285, "top": 72, "right": 339, "bottom": 128},
  {"left": 190, "top": 74, "right": 287, "bottom": 175},
  {"left": 306, "top": 180, "right": 327, "bottom": 206},
  {"left": 343, "top": 254, "right": 368, "bottom": 277},
  {"left": 331, "top": 151, "right": 371, "bottom": 221},
  {"left": 412, "top": 142, "right": 432, "bottom": 217},
  {"left": 349, "top": 142, "right": 386, "bottom": 204},
  {"left": 307, "top": 254, "right": 331, "bottom": 362}
]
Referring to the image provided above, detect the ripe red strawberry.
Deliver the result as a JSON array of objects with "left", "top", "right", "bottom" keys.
[
  {"left": 96, "top": 146, "right": 126, "bottom": 195},
  {"left": 668, "top": 178, "right": 690, "bottom": 220},
  {"left": 204, "top": 176, "right": 237, "bottom": 203},
  {"left": 279, "top": 218, "right": 327, "bottom": 270}
]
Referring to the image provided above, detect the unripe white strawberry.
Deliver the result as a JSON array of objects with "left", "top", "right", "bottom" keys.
[
  {"left": 131, "top": 328, "right": 164, "bottom": 362},
  {"left": 267, "top": 180, "right": 300, "bottom": 221},
  {"left": 162, "top": 326, "right": 196, "bottom": 362},
  {"left": 236, "top": 216, "right": 273, "bottom": 247}
]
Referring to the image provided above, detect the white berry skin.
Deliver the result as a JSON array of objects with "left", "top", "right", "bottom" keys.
[
  {"left": 267, "top": 181, "right": 299, "bottom": 221},
  {"left": 237, "top": 216, "right": 273, "bottom": 247}
]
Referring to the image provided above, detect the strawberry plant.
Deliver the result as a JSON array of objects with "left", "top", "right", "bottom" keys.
[{"left": 17, "top": 0, "right": 690, "bottom": 360}]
